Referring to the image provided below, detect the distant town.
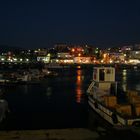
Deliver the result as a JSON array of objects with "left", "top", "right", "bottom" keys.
[{"left": 0, "top": 44, "right": 140, "bottom": 65}]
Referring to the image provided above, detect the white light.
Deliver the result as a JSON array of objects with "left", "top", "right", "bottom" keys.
[
  {"left": 101, "top": 60, "right": 104, "bottom": 63},
  {"left": 135, "top": 51, "right": 140, "bottom": 54},
  {"left": 110, "top": 60, "right": 113, "bottom": 63},
  {"left": 13, "top": 58, "right": 17, "bottom": 61},
  {"left": 47, "top": 53, "right": 51, "bottom": 57},
  {"left": 1, "top": 58, "right": 5, "bottom": 61}
]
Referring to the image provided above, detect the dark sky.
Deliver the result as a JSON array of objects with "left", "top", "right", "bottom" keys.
[{"left": 0, "top": 0, "right": 140, "bottom": 49}]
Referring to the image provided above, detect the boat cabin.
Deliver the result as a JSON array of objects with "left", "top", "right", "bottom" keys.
[
  {"left": 92, "top": 67, "right": 117, "bottom": 94},
  {"left": 93, "top": 67, "right": 115, "bottom": 82}
]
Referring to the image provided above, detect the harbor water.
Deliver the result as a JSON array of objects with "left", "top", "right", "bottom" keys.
[{"left": 0, "top": 66, "right": 140, "bottom": 139}]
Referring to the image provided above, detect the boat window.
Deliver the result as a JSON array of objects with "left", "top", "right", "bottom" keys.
[
  {"left": 99, "top": 69, "right": 105, "bottom": 81},
  {"left": 106, "top": 69, "right": 111, "bottom": 74}
]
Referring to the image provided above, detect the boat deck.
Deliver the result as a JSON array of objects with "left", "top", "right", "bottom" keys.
[{"left": 89, "top": 95, "right": 140, "bottom": 120}]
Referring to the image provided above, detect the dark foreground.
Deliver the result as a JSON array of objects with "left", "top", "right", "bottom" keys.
[
  {"left": 0, "top": 128, "right": 99, "bottom": 140},
  {"left": 0, "top": 127, "right": 140, "bottom": 140}
]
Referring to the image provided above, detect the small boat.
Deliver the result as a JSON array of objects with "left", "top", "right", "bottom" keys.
[
  {"left": 0, "top": 73, "right": 18, "bottom": 85},
  {"left": 16, "top": 74, "right": 41, "bottom": 85},
  {"left": 87, "top": 66, "right": 140, "bottom": 129},
  {"left": 45, "top": 63, "right": 69, "bottom": 69},
  {"left": 42, "top": 68, "right": 58, "bottom": 78},
  {"left": 0, "top": 71, "right": 43, "bottom": 85}
]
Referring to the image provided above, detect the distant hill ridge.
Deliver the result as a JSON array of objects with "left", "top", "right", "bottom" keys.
[{"left": 0, "top": 45, "right": 23, "bottom": 52}]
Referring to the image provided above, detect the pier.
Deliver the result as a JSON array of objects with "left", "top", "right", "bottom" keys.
[{"left": 0, "top": 128, "right": 99, "bottom": 140}]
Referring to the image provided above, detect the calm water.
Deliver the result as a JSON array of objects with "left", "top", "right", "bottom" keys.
[{"left": 0, "top": 67, "right": 140, "bottom": 138}]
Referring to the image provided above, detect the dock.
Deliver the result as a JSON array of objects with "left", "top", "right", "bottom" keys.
[{"left": 0, "top": 128, "right": 99, "bottom": 140}]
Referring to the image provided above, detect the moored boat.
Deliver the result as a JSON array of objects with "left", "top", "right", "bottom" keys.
[
  {"left": 45, "top": 63, "right": 70, "bottom": 69},
  {"left": 42, "top": 68, "right": 58, "bottom": 78},
  {"left": 87, "top": 66, "right": 140, "bottom": 129},
  {"left": 0, "top": 73, "right": 18, "bottom": 85}
]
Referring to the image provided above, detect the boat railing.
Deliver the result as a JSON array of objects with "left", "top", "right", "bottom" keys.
[{"left": 87, "top": 81, "right": 95, "bottom": 94}]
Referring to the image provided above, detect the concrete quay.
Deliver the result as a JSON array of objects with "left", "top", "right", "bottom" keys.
[{"left": 0, "top": 128, "right": 99, "bottom": 140}]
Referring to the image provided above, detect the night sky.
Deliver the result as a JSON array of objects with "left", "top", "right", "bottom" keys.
[{"left": 0, "top": 0, "right": 140, "bottom": 49}]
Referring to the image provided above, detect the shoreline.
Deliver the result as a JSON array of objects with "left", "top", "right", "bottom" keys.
[{"left": 0, "top": 62, "right": 140, "bottom": 70}]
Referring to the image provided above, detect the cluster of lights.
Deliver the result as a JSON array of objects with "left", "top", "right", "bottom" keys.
[{"left": 0, "top": 57, "right": 29, "bottom": 62}]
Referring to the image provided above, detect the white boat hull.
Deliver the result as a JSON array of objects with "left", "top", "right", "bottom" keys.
[{"left": 88, "top": 96, "right": 140, "bottom": 129}]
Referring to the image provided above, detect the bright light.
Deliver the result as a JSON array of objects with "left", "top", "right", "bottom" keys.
[
  {"left": 101, "top": 60, "right": 104, "bottom": 63},
  {"left": 103, "top": 53, "right": 107, "bottom": 58},
  {"left": 135, "top": 51, "right": 140, "bottom": 54},
  {"left": 93, "top": 60, "right": 96, "bottom": 63},
  {"left": 1, "top": 58, "right": 5, "bottom": 61},
  {"left": 123, "top": 69, "right": 127, "bottom": 76},
  {"left": 124, "top": 60, "right": 128, "bottom": 64},
  {"left": 78, "top": 53, "right": 81, "bottom": 57},
  {"left": 72, "top": 48, "right": 75, "bottom": 52},
  {"left": 13, "top": 58, "right": 17, "bottom": 61},
  {"left": 129, "top": 59, "right": 140, "bottom": 64},
  {"left": 20, "top": 58, "right": 23, "bottom": 61},
  {"left": 110, "top": 60, "right": 113, "bottom": 63},
  {"left": 47, "top": 53, "right": 51, "bottom": 57},
  {"left": 34, "top": 50, "right": 38, "bottom": 53}
]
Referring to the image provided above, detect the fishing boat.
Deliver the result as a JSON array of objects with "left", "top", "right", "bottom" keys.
[{"left": 87, "top": 66, "right": 140, "bottom": 129}]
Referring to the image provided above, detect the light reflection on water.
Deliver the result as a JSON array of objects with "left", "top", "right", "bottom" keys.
[
  {"left": 45, "top": 87, "right": 52, "bottom": 100},
  {"left": 76, "top": 69, "right": 84, "bottom": 103},
  {"left": 118, "top": 68, "right": 140, "bottom": 93},
  {"left": 122, "top": 69, "right": 127, "bottom": 92},
  {"left": 22, "top": 85, "right": 29, "bottom": 94}
]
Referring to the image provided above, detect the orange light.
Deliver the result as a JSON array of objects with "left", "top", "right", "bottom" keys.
[
  {"left": 76, "top": 70, "right": 82, "bottom": 103},
  {"left": 72, "top": 48, "right": 75, "bottom": 52},
  {"left": 78, "top": 53, "right": 81, "bottom": 56},
  {"left": 103, "top": 53, "right": 107, "bottom": 58}
]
